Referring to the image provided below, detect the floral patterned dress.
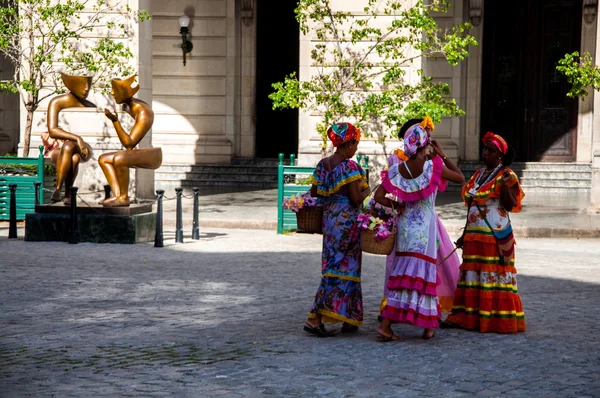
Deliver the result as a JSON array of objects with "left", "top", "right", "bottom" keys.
[
  {"left": 446, "top": 167, "right": 526, "bottom": 333},
  {"left": 381, "top": 155, "right": 460, "bottom": 314},
  {"left": 379, "top": 156, "right": 447, "bottom": 328},
  {"left": 308, "top": 158, "right": 369, "bottom": 326}
]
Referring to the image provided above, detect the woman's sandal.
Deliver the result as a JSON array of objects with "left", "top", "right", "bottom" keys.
[
  {"left": 376, "top": 330, "right": 401, "bottom": 342},
  {"left": 303, "top": 323, "right": 335, "bottom": 338}
]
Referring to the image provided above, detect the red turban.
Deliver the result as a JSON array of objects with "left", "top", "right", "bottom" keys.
[{"left": 482, "top": 132, "right": 508, "bottom": 154}]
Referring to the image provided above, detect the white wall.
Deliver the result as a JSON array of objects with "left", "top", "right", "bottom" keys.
[{"left": 150, "top": 0, "right": 235, "bottom": 165}]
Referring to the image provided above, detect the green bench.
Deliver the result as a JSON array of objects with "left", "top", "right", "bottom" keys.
[{"left": 0, "top": 146, "right": 45, "bottom": 221}]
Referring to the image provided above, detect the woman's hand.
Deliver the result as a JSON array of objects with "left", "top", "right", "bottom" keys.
[
  {"left": 501, "top": 171, "right": 513, "bottom": 185},
  {"left": 499, "top": 171, "right": 517, "bottom": 211},
  {"left": 385, "top": 198, "right": 404, "bottom": 214},
  {"left": 455, "top": 235, "right": 464, "bottom": 249},
  {"left": 429, "top": 140, "right": 446, "bottom": 159}
]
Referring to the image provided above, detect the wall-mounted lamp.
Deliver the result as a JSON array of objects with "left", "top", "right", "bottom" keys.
[
  {"left": 241, "top": 0, "right": 255, "bottom": 26},
  {"left": 469, "top": 0, "right": 483, "bottom": 27},
  {"left": 584, "top": 0, "right": 598, "bottom": 25},
  {"left": 179, "top": 15, "right": 193, "bottom": 66}
]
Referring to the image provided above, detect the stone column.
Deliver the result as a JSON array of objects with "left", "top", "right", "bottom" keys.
[
  {"left": 234, "top": 0, "right": 256, "bottom": 157},
  {"left": 590, "top": 9, "right": 600, "bottom": 211},
  {"left": 131, "top": 0, "right": 155, "bottom": 200}
]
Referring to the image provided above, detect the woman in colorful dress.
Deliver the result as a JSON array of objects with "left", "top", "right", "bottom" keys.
[
  {"left": 373, "top": 118, "right": 464, "bottom": 341},
  {"left": 304, "top": 122, "right": 370, "bottom": 338},
  {"left": 442, "top": 132, "right": 526, "bottom": 333},
  {"left": 381, "top": 119, "right": 461, "bottom": 316}
]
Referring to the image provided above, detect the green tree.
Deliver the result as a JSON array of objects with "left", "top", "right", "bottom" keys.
[
  {"left": 0, "top": 0, "right": 150, "bottom": 156},
  {"left": 556, "top": 51, "right": 600, "bottom": 99},
  {"left": 269, "top": 0, "right": 477, "bottom": 151}
]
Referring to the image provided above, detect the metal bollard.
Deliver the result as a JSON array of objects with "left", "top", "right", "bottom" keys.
[
  {"left": 154, "top": 190, "right": 164, "bottom": 248},
  {"left": 363, "top": 155, "right": 370, "bottom": 182},
  {"left": 192, "top": 187, "right": 200, "bottom": 240},
  {"left": 175, "top": 187, "right": 184, "bottom": 243},
  {"left": 8, "top": 184, "right": 17, "bottom": 239},
  {"left": 68, "top": 187, "right": 79, "bottom": 244},
  {"left": 34, "top": 182, "right": 41, "bottom": 207},
  {"left": 290, "top": 154, "right": 295, "bottom": 166},
  {"left": 104, "top": 185, "right": 111, "bottom": 201}
]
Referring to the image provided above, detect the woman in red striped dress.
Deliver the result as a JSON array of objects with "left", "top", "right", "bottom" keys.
[{"left": 443, "top": 132, "right": 526, "bottom": 333}]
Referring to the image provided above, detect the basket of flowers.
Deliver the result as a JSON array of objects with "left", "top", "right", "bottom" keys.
[
  {"left": 358, "top": 199, "right": 398, "bottom": 255},
  {"left": 282, "top": 192, "right": 323, "bottom": 233}
]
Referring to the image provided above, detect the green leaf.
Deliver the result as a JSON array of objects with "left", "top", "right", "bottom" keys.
[{"left": 272, "top": 0, "right": 477, "bottom": 146}]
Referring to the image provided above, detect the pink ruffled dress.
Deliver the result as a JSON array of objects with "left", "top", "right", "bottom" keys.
[{"left": 379, "top": 156, "right": 448, "bottom": 328}]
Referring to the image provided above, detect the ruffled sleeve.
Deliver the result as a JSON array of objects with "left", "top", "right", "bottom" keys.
[
  {"left": 311, "top": 159, "right": 368, "bottom": 197},
  {"left": 380, "top": 156, "right": 446, "bottom": 201},
  {"left": 462, "top": 167, "right": 525, "bottom": 212}
]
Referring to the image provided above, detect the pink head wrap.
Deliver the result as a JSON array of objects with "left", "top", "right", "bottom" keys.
[{"left": 482, "top": 131, "right": 508, "bottom": 154}]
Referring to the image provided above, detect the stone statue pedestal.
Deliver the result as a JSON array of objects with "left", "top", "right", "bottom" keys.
[{"left": 25, "top": 203, "right": 155, "bottom": 244}]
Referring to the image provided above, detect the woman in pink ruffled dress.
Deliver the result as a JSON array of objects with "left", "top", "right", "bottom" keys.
[{"left": 373, "top": 117, "right": 464, "bottom": 341}]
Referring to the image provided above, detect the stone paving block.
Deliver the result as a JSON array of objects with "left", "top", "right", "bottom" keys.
[{"left": 1, "top": 233, "right": 600, "bottom": 396}]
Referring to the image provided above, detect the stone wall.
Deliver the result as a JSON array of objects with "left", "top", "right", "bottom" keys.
[{"left": 151, "top": 0, "right": 246, "bottom": 165}]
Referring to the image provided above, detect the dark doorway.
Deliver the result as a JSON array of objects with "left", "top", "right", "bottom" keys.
[
  {"left": 255, "top": 1, "right": 299, "bottom": 158},
  {"left": 481, "top": 0, "right": 581, "bottom": 161}
]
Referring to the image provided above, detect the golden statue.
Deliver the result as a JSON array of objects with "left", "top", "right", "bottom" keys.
[
  {"left": 48, "top": 73, "right": 95, "bottom": 205},
  {"left": 99, "top": 75, "right": 162, "bottom": 207}
]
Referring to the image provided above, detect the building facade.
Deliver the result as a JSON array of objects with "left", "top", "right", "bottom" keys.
[{"left": 2, "top": 0, "right": 599, "bottom": 208}]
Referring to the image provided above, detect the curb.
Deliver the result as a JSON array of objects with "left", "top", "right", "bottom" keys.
[
  {"left": 167, "top": 219, "right": 600, "bottom": 238},
  {"left": 163, "top": 219, "right": 278, "bottom": 231}
]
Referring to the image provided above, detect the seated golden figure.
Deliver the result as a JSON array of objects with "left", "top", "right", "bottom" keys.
[
  {"left": 48, "top": 73, "right": 95, "bottom": 205},
  {"left": 99, "top": 75, "right": 162, "bottom": 207}
]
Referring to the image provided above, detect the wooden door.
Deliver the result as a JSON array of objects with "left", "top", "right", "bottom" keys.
[{"left": 481, "top": 0, "right": 581, "bottom": 161}]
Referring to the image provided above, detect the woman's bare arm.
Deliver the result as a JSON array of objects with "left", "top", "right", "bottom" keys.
[{"left": 347, "top": 180, "right": 370, "bottom": 205}]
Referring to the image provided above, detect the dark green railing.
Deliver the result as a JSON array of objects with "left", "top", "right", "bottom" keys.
[{"left": 0, "top": 145, "right": 45, "bottom": 220}]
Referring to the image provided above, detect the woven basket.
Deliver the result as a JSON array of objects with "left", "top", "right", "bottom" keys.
[
  {"left": 360, "top": 229, "right": 396, "bottom": 255},
  {"left": 296, "top": 206, "right": 324, "bottom": 234}
]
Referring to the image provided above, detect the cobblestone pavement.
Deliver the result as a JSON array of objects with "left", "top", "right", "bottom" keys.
[{"left": 1, "top": 231, "right": 600, "bottom": 397}]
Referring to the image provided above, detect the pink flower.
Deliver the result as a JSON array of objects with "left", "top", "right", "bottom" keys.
[
  {"left": 375, "top": 228, "right": 391, "bottom": 241},
  {"left": 282, "top": 191, "right": 318, "bottom": 212}
]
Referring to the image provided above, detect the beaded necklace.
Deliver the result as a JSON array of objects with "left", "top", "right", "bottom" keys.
[{"left": 466, "top": 163, "right": 503, "bottom": 198}]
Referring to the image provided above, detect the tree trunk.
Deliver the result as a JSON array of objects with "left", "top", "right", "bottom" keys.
[{"left": 22, "top": 108, "right": 34, "bottom": 157}]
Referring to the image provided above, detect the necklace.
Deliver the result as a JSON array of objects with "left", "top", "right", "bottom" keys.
[{"left": 466, "top": 163, "right": 503, "bottom": 198}]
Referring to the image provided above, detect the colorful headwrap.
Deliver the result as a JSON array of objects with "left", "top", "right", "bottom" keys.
[
  {"left": 482, "top": 131, "right": 508, "bottom": 155},
  {"left": 327, "top": 122, "right": 361, "bottom": 147},
  {"left": 403, "top": 124, "right": 430, "bottom": 156}
]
